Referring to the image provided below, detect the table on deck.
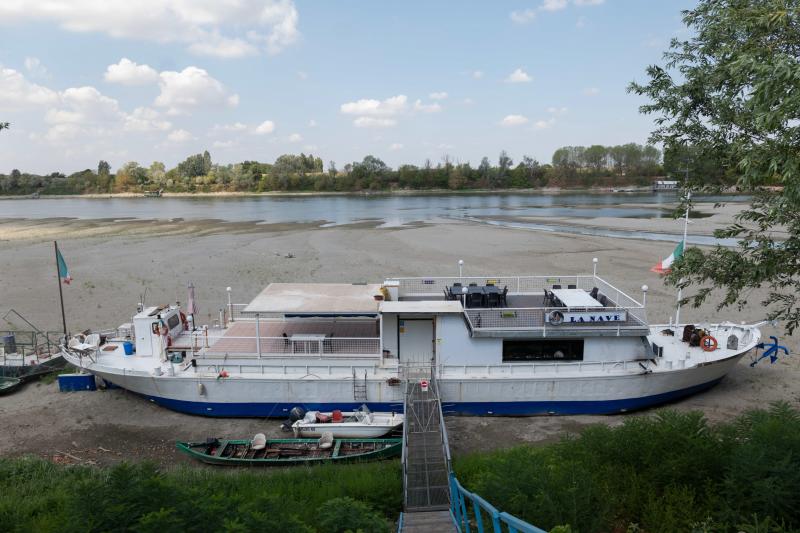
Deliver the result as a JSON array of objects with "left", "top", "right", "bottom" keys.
[
  {"left": 551, "top": 288, "right": 603, "bottom": 308},
  {"left": 290, "top": 333, "right": 327, "bottom": 354}
]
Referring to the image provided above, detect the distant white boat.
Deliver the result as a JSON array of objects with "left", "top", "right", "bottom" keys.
[{"left": 292, "top": 406, "right": 403, "bottom": 438}]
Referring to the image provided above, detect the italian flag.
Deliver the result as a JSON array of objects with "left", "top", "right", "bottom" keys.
[{"left": 651, "top": 241, "right": 684, "bottom": 274}]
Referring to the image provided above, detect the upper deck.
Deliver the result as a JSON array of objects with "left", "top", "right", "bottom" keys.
[{"left": 386, "top": 274, "right": 648, "bottom": 337}]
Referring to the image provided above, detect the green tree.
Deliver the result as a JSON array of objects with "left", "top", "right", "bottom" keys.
[
  {"left": 0, "top": 122, "right": 9, "bottom": 131},
  {"left": 630, "top": 0, "right": 800, "bottom": 333}
]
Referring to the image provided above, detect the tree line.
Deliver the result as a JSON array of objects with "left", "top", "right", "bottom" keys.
[{"left": 0, "top": 143, "right": 669, "bottom": 195}]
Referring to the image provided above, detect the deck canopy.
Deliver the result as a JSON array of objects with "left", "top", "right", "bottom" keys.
[
  {"left": 243, "top": 283, "right": 382, "bottom": 316},
  {"left": 379, "top": 301, "right": 463, "bottom": 314}
]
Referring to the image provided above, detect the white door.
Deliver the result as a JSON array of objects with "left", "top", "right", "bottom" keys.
[{"left": 399, "top": 319, "right": 434, "bottom": 366}]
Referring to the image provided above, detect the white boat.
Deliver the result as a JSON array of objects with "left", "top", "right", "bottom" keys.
[
  {"left": 61, "top": 266, "right": 763, "bottom": 417},
  {"left": 291, "top": 406, "right": 404, "bottom": 438}
]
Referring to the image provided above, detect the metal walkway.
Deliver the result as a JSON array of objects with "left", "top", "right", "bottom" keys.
[{"left": 401, "top": 365, "right": 456, "bottom": 530}]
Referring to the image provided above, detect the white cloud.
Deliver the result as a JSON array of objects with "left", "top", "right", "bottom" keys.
[
  {"left": 167, "top": 129, "right": 193, "bottom": 142},
  {"left": 547, "top": 106, "right": 569, "bottom": 115},
  {"left": 583, "top": 87, "right": 600, "bottom": 96},
  {"left": 297, "top": 71, "right": 309, "bottom": 80},
  {"left": 0, "top": 0, "right": 300, "bottom": 57},
  {"left": 254, "top": 120, "right": 276, "bottom": 134},
  {"left": 576, "top": 16, "right": 587, "bottom": 28},
  {"left": 303, "top": 144, "right": 318, "bottom": 151},
  {"left": 104, "top": 58, "right": 159, "bottom": 85},
  {"left": 0, "top": 67, "right": 58, "bottom": 109},
  {"left": 24, "top": 57, "right": 48, "bottom": 78},
  {"left": 429, "top": 91, "right": 448, "bottom": 100},
  {"left": 215, "top": 122, "right": 248, "bottom": 132},
  {"left": 463, "top": 98, "right": 474, "bottom": 105},
  {"left": 575, "top": 0, "right": 604, "bottom": 5},
  {"left": 308, "top": 119, "right": 317, "bottom": 127},
  {"left": 389, "top": 143, "right": 404, "bottom": 151},
  {"left": 540, "top": 0, "right": 568, "bottom": 11},
  {"left": 353, "top": 117, "right": 396, "bottom": 128},
  {"left": 213, "top": 140, "right": 236, "bottom": 148},
  {"left": 155, "top": 67, "right": 239, "bottom": 114},
  {"left": 534, "top": 118, "right": 556, "bottom": 129},
  {"left": 505, "top": 68, "right": 532, "bottom": 83},
  {"left": 43, "top": 86, "right": 125, "bottom": 142},
  {"left": 123, "top": 106, "right": 171, "bottom": 132},
  {"left": 500, "top": 114, "right": 529, "bottom": 126},
  {"left": 340, "top": 95, "right": 407, "bottom": 116},
  {"left": 472, "top": 70, "right": 484, "bottom": 79},
  {"left": 413, "top": 99, "right": 441, "bottom": 113},
  {"left": 510, "top": 9, "right": 537, "bottom": 24},
  {"left": 288, "top": 133, "right": 302, "bottom": 142}
]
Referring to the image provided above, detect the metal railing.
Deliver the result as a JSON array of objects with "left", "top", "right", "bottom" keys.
[
  {"left": 450, "top": 474, "right": 546, "bottom": 533},
  {"left": 184, "top": 331, "right": 381, "bottom": 358},
  {"left": 437, "top": 358, "right": 653, "bottom": 377},
  {"left": 393, "top": 275, "right": 594, "bottom": 296},
  {"left": 464, "top": 306, "right": 647, "bottom": 333}
]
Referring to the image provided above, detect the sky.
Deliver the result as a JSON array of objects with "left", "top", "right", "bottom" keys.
[{"left": 0, "top": 0, "right": 695, "bottom": 174}]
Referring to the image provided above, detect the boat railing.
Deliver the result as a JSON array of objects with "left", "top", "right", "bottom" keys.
[
  {"left": 436, "top": 358, "right": 653, "bottom": 378},
  {"left": 464, "top": 305, "right": 647, "bottom": 335},
  {"left": 184, "top": 332, "right": 382, "bottom": 358},
  {"left": 189, "top": 362, "right": 388, "bottom": 377}
]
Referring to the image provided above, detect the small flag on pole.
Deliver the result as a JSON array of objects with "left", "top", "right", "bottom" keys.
[
  {"left": 56, "top": 246, "right": 72, "bottom": 284},
  {"left": 651, "top": 241, "right": 684, "bottom": 275}
]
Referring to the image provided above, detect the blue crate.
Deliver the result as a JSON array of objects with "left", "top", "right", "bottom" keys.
[{"left": 58, "top": 373, "right": 97, "bottom": 392}]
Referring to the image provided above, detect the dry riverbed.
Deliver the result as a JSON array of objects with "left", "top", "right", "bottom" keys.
[{"left": 1, "top": 210, "right": 797, "bottom": 467}]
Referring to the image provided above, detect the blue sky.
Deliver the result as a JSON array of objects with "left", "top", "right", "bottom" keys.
[{"left": 0, "top": 0, "right": 694, "bottom": 174}]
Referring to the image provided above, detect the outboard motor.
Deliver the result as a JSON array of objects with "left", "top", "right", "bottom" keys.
[{"left": 289, "top": 406, "right": 306, "bottom": 422}]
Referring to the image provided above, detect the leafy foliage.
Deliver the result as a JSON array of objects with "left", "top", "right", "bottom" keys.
[
  {"left": 0, "top": 459, "right": 400, "bottom": 533},
  {"left": 629, "top": 0, "right": 800, "bottom": 334},
  {"left": 455, "top": 404, "right": 800, "bottom": 532}
]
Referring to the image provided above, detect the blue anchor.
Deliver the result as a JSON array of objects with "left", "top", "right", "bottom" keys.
[{"left": 750, "top": 336, "right": 790, "bottom": 367}]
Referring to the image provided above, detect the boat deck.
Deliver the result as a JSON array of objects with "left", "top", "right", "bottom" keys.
[{"left": 198, "top": 320, "right": 381, "bottom": 356}]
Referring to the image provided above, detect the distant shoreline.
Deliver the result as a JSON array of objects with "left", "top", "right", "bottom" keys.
[{"left": 0, "top": 186, "right": 669, "bottom": 200}]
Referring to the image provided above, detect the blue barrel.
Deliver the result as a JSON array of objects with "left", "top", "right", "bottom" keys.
[{"left": 122, "top": 341, "right": 134, "bottom": 355}]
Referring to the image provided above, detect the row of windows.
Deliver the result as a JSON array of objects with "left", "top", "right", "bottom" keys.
[{"left": 502, "top": 339, "right": 584, "bottom": 362}]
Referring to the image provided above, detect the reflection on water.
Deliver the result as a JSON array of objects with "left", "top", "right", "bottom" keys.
[{"left": 0, "top": 192, "right": 747, "bottom": 245}]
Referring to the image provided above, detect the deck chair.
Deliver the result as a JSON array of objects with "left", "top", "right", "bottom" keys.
[
  {"left": 552, "top": 284, "right": 562, "bottom": 290},
  {"left": 589, "top": 287, "right": 599, "bottom": 299},
  {"left": 443, "top": 288, "right": 451, "bottom": 300},
  {"left": 567, "top": 284, "right": 576, "bottom": 289},
  {"left": 499, "top": 286, "right": 509, "bottom": 307}
]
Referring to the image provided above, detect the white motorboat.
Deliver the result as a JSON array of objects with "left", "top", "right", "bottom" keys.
[{"left": 291, "top": 406, "right": 404, "bottom": 438}]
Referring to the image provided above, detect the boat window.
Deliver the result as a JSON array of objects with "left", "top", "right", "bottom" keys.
[
  {"left": 502, "top": 339, "right": 584, "bottom": 362},
  {"left": 167, "top": 314, "right": 180, "bottom": 330}
]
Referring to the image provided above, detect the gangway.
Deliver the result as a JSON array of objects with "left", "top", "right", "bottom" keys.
[{"left": 398, "top": 364, "right": 546, "bottom": 533}]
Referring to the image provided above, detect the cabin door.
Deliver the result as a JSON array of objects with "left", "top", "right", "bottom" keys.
[{"left": 398, "top": 318, "right": 434, "bottom": 367}]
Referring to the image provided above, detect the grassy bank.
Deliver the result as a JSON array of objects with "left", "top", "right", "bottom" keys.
[
  {"left": 456, "top": 403, "right": 800, "bottom": 532},
  {"left": 2, "top": 405, "right": 799, "bottom": 532}
]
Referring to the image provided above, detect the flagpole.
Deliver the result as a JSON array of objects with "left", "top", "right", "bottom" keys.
[
  {"left": 54, "top": 241, "right": 68, "bottom": 340},
  {"left": 674, "top": 191, "right": 691, "bottom": 328}
]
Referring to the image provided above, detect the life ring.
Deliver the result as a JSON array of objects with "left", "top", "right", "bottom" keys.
[
  {"left": 700, "top": 335, "right": 718, "bottom": 352},
  {"left": 548, "top": 311, "right": 564, "bottom": 325},
  {"left": 180, "top": 311, "right": 189, "bottom": 329}
]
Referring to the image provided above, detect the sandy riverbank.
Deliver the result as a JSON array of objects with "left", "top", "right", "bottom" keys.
[{"left": 0, "top": 215, "right": 796, "bottom": 467}]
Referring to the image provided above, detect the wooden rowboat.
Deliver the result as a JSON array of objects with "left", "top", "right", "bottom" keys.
[
  {"left": 176, "top": 437, "right": 402, "bottom": 466},
  {"left": 0, "top": 377, "right": 23, "bottom": 396}
]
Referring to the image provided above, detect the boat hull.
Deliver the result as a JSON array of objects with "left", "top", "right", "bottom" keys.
[{"left": 67, "top": 350, "right": 747, "bottom": 417}]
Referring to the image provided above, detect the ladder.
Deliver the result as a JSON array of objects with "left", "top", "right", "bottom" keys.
[{"left": 352, "top": 369, "right": 367, "bottom": 401}]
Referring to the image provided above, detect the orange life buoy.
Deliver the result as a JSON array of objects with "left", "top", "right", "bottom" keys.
[{"left": 700, "top": 335, "right": 718, "bottom": 352}]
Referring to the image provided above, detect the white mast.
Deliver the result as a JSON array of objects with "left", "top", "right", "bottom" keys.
[{"left": 674, "top": 191, "right": 691, "bottom": 328}]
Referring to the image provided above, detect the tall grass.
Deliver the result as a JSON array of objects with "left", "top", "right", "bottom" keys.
[
  {"left": 455, "top": 403, "right": 800, "bottom": 532},
  {"left": 0, "top": 459, "right": 400, "bottom": 533},
  {"left": 2, "top": 404, "right": 799, "bottom": 532}
]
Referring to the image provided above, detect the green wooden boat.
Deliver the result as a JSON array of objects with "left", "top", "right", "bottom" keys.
[
  {"left": 0, "top": 377, "right": 23, "bottom": 396},
  {"left": 176, "top": 437, "right": 402, "bottom": 466}
]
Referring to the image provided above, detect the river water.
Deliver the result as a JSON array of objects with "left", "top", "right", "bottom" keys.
[{"left": 0, "top": 192, "right": 746, "bottom": 245}]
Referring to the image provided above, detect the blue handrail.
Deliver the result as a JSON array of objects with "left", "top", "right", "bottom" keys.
[{"left": 449, "top": 473, "right": 546, "bottom": 533}]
